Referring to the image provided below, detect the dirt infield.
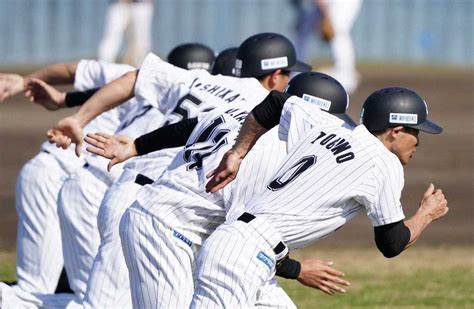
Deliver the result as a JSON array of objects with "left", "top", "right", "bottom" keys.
[{"left": 0, "top": 64, "right": 472, "bottom": 251}]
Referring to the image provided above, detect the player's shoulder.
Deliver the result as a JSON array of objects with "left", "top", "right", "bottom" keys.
[{"left": 357, "top": 127, "right": 403, "bottom": 176}]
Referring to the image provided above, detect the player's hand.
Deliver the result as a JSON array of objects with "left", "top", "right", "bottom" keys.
[
  {"left": 418, "top": 184, "right": 449, "bottom": 222},
  {"left": 297, "top": 259, "right": 350, "bottom": 295},
  {"left": 47, "top": 116, "right": 83, "bottom": 156},
  {"left": 205, "top": 149, "right": 243, "bottom": 193},
  {"left": 85, "top": 132, "right": 137, "bottom": 171},
  {"left": 0, "top": 73, "right": 25, "bottom": 102},
  {"left": 25, "top": 78, "right": 66, "bottom": 111}
]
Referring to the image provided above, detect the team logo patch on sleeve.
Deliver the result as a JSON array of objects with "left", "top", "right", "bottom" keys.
[
  {"left": 256, "top": 251, "right": 274, "bottom": 269},
  {"left": 302, "top": 93, "right": 332, "bottom": 111},
  {"left": 261, "top": 57, "right": 288, "bottom": 70},
  {"left": 389, "top": 113, "right": 418, "bottom": 124},
  {"left": 173, "top": 230, "right": 192, "bottom": 247}
]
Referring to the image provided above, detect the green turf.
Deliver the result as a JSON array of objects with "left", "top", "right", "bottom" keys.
[
  {"left": 0, "top": 252, "right": 16, "bottom": 282},
  {"left": 279, "top": 245, "right": 474, "bottom": 308},
  {"left": 279, "top": 265, "right": 473, "bottom": 308}
]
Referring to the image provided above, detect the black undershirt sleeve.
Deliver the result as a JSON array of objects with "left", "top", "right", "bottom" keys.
[
  {"left": 251, "top": 90, "right": 292, "bottom": 130},
  {"left": 275, "top": 255, "right": 301, "bottom": 279},
  {"left": 374, "top": 220, "right": 411, "bottom": 258},
  {"left": 134, "top": 118, "right": 198, "bottom": 156},
  {"left": 64, "top": 88, "right": 100, "bottom": 107}
]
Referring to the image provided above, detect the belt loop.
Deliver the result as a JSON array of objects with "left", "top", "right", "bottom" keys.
[
  {"left": 237, "top": 212, "right": 288, "bottom": 260},
  {"left": 135, "top": 173, "right": 154, "bottom": 186},
  {"left": 237, "top": 212, "right": 255, "bottom": 223}
]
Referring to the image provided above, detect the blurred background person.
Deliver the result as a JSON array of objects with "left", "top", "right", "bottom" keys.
[
  {"left": 291, "top": 0, "right": 362, "bottom": 94},
  {"left": 97, "top": 0, "right": 154, "bottom": 67}
]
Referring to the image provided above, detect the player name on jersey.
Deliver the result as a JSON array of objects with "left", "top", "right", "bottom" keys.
[
  {"left": 311, "top": 130, "right": 355, "bottom": 163},
  {"left": 224, "top": 108, "right": 249, "bottom": 124},
  {"left": 189, "top": 77, "right": 245, "bottom": 104}
]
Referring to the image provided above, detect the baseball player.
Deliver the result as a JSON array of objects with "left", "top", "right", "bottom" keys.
[
  {"left": 191, "top": 86, "right": 449, "bottom": 307},
  {"left": 0, "top": 59, "right": 138, "bottom": 303},
  {"left": 45, "top": 32, "right": 311, "bottom": 308},
  {"left": 211, "top": 47, "right": 239, "bottom": 76},
  {"left": 81, "top": 72, "right": 354, "bottom": 308},
  {"left": 1, "top": 60, "right": 161, "bottom": 309},
  {"left": 168, "top": 42, "right": 216, "bottom": 72},
  {"left": 12, "top": 43, "right": 217, "bottom": 307},
  {"left": 98, "top": 0, "right": 154, "bottom": 67},
  {"left": 0, "top": 43, "right": 215, "bottom": 308}
]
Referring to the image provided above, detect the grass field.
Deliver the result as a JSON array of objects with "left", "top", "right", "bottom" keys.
[
  {"left": 279, "top": 245, "right": 474, "bottom": 308},
  {"left": 1, "top": 245, "right": 472, "bottom": 308}
]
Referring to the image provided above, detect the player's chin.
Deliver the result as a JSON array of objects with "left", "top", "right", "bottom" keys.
[{"left": 402, "top": 154, "right": 414, "bottom": 165}]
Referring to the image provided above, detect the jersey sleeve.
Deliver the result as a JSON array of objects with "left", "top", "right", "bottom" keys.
[
  {"left": 356, "top": 154, "right": 406, "bottom": 227},
  {"left": 134, "top": 53, "right": 189, "bottom": 113},
  {"left": 278, "top": 96, "right": 344, "bottom": 151},
  {"left": 74, "top": 59, "right": 135, "bottom": 91}
]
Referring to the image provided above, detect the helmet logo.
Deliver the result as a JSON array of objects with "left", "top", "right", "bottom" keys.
[
  {"left": 187, "top": 62, "right": 210, "bottom": 70},
  {"left": 302, "top": 93, "right": 331, "bottom": 111},
  {"left": 234, "top": 59, "right": 243, "bottom": 77},
  {"left": 261, "top": 56, "right": 288, "bottom": 70},
  {"left": 389, "top": 113, "right": 418, "bottom": 124}
]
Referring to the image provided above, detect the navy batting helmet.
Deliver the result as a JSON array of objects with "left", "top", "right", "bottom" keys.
[
  {"left": 285, "top": 72, "right": 356, "bottom": 126},
  {"left": 212, "top": 47, "right": 238, "bottom": 76},
  {"left": 360, "top": 87, "right": 442, "bottom": 134},
  {"left": 167, "top": 43, "right": 216, "bottom": 72},
  {"left": 235, "top": 33, "right": 311, "bottom": 78}
]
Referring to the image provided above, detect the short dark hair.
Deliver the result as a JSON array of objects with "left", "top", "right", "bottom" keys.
[{"left": 255, "top": 69, "right": 291, "bottom": 81}]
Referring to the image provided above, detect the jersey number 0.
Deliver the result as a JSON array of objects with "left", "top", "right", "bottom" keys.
[{"left": 267, "top": 155, "right": 317, "bottom": 191}]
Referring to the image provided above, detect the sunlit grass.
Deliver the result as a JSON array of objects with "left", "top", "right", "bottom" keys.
[{"left": 279, "top": 245, "right": 474, "bottom": 308}]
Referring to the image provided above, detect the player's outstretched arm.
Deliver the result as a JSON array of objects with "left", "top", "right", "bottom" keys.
[
  {"left": 85, "top": 117, "right": 198, "bottom": 171},
  {"left": 25, "top": 78, "right": 66, "bottom": 111},
  {"left": 48, "top": 70, "right": 138, "bottom": 155},
  {"left": 1, "top": 61, "right": 79, "bottom": 103},
  {"left": 205, "top": 112, "right": 268, "bottom": 193},
  {"left": 26, "top": 79, "right": 99, "bottom": 111},
  {"left": 0, "top": 73, "right": 25, "bottom": 102},
  {"left": 205, "top": 91, "right": 288, "bottom": 193},
  {"left": 297, "top": 259, "right": 350, "bottom": 295},
  {"left": 24, "top": 61, "right": 78, "bottom": 85},
  {"left": 85, "top": 133, "right": 137, "bottom": 172}
]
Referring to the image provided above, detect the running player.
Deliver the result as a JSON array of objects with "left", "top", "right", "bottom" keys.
[{"left": 191, "top": 85, "right": 448, "bottom": 307}]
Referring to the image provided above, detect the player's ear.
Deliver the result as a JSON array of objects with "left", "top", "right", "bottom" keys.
[
  {"left": 271, "top": 69, "right": 284, "bottom": 83},
  {"left": 390, "top": 126, "right": 404, "bottom": 140}
]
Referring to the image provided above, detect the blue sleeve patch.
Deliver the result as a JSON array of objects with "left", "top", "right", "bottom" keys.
[
  {"left": 256, "top": 251, "right": 274, "bottom": 269},
  {"left": 173, "top": 230, "right": 192, "bottom": 247}
]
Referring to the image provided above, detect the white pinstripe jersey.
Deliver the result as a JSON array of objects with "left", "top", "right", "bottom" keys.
[
  {"left": 135, "top": 106, "right": 287, "bottom": 245},
  {"left": 124, "top": 52, "right": 267, "bottom": 178},
  {"left": 244, "top": 96, "right": 406, "bottom": 250}
]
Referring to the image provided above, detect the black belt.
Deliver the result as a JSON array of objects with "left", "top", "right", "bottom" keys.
[
  {"left": 134, "top": 173, "right": 154, "bottom": 186},
  {"left": 237, "top": 212, "right": 286, "bottom": 257}
]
